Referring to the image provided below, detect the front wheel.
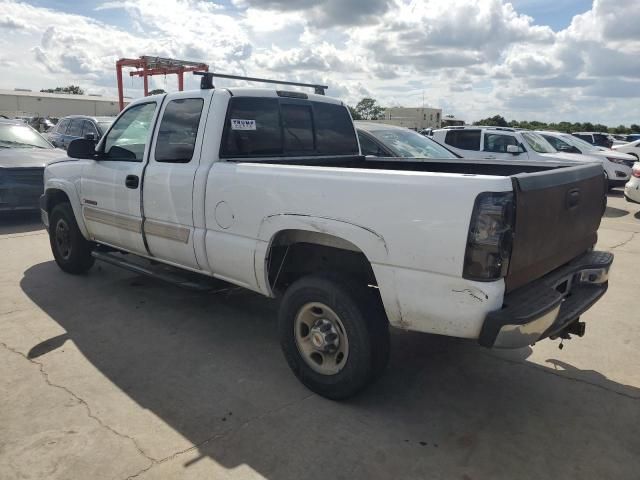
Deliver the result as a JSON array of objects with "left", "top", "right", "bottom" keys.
[
  {"left": 49, "top": 203, "right": 95, "bottom": 274},
  {"left": 278, "top": 273, "right": 389, "bottom": 400}
]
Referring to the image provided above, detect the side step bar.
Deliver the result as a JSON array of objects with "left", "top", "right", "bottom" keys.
[{"left": 91, "top": 250, "right": 232, "bottom": 292}]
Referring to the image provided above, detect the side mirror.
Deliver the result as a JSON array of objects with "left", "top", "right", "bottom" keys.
[
  {"left": 84, "top": 132, "right": 96, "bottom": 141},
  {"left": 506, "top": 145, "right": 521, "bottom": 155},
  {"left": 67, "top": 138, "right": 97, "bottom": 159}
]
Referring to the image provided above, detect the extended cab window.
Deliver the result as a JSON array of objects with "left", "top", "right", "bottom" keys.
[
  {"left": 221, "top": 97, "right": 358, "bottom": 158},
  {"left": 358, "top": 132, "right": 387, "bottom": 156},
  {"left": 155, "top": 98, "right": 204, "bottom": 163},
  {"left": 445, "top": 130, "right": 481, "bottom": 150},
  {"left": 103, "top": 102, "right": 156, "bottom": 161},
  {"left": 483, "top": 133, "right": 519, "bottom": 153}
]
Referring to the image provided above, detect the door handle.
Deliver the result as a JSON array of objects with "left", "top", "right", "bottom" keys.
[{"left": 125, "top": 175, "right": 139, "bottom": 189}]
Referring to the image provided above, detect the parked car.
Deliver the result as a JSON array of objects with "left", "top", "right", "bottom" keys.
[
  {"left": 48, "top": 115, "right": 115, "bottom": 150},
  {"left": 356, "top": 122, "right": 458, "bottom": 159},
  {"left": 624, "top": 163, "right": 640, "bottom": 204},
  {"left": 28, "top": 116, "right": 57, "bottom": 133},
  {"left": 431, "top": 126, "right": 595, "bottom": 166},
  {"left": 613, "top": 139, "right": 640, "bottom": 160},
  {"left": 0, "top": 119, "right": 64, "bottom": 212},
  {"left": 41, "top": 77, "right": 612, "bottom": 399},
  {"left": 572, "top": 132, "right": 614, "bottom": 149},
  {"left": 538, "top": 131, "right": 634, "bottom": 189}
]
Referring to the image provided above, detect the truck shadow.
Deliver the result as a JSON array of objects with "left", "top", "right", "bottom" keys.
[
  {"left": 19, "top": 261, "right": 640, "bottom": 479},
  {"left": 0, "top": 212, "right": 43, "bottom": 235}
]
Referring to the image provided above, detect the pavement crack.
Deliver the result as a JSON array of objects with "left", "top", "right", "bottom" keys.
[
  {"left": 608, "top": 232, "right": 636, "bottom": 250},
  {"left": 480, "top": 350, "right": 640, "bottom": 400},
  {"left": 0, "top": 341, "right": 157, "bottom": 473}
]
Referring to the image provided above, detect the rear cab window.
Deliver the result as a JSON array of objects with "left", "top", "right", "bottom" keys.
[
  {"left": 221, "top": 96, "right": 358, "bottom": 158},
  {"left": 445, "top": 130, "right": 481, "bottom": 150}
]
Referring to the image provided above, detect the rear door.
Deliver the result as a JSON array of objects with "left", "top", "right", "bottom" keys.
[
  {"left": 506, "top": 163, "right": 605, "bottom": 292},
  {"left": 80, "top": 100, "right": 162, "bottom": 255},
  {"left": 142, "top": 91, "right": 211, "bottom": 269}
]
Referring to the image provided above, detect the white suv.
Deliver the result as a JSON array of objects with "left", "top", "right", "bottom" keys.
[
  {"left": 432, "top": 126, "right": 595, "bottom": 166},
  {"left": 537, "top": 131, "right": 633, "bottom": 189}
]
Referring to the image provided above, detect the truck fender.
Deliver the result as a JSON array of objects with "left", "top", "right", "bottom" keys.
[
  {"left": 44, "top": 179, "right": 89, "bottom": 238},
  {"left": 255, "top": 213, "right": 403, "bottom": 325}
]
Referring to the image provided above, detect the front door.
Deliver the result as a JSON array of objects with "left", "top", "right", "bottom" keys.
[
  {"left": 142, "top": 91, "right": 211, "bottom": 269},
  {"left": 80, "top": 101, "right": 161, "bottom": 255},
  {"left": 481, "top": 132, "right": 528, "bottom": 161}
]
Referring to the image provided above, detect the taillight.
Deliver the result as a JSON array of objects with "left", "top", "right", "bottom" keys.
[{"left": 463, "top": 192, "right": 515, "bottom": 281}]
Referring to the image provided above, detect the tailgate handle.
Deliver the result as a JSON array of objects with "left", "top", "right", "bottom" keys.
[{"left": 566, "top": 188, "right": 580, "bottom": 209}]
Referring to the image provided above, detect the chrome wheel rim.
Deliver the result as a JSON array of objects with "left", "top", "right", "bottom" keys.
[
  {"left": 294, "top": 302, "right": 349, "bottom": 375},
  {"left": 55, "top": 219, "right": 71, "bottom": 260}
]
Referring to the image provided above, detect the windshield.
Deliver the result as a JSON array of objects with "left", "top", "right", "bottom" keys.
[
  {"left": 368, "top": 128, "right": 457, "bottom": 158},
  {"left": 0, "top": 124, "right": 52, "bottom": 149},
  {"left": 559, "top": 134, "right": 601, "bottom": 152},
  {"left": 521, "top": 131, "right": 556, "bottom": 153}
]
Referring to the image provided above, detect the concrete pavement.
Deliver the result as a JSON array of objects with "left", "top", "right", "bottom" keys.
[{"left": 1, "top": 195, "right": 639, "bottom": 480}]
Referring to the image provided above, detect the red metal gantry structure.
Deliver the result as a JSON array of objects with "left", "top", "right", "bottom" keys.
[{"left": 115, "top": 56, "right": 209, "bottom": 111}]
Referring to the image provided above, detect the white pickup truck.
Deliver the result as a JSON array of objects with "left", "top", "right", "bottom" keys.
[{"left": 41, "top": 73, "right": 613, "bottom": 399}]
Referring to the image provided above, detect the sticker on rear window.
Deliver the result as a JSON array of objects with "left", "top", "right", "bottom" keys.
[{"left": 231, "top": 119, "right": 256, "bottom": 130}]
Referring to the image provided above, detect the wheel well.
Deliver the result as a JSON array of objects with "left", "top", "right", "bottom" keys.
[
  {"left": 44, "top": 189, "right": 71, "bottom": 213},
  {"left": 267, "top": 230, "right": 378, "bottom": 295}
]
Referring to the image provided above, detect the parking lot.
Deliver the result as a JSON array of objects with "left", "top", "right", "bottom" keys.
[{"left": 0, "top": 192, "right": 639, "bottom": 480}]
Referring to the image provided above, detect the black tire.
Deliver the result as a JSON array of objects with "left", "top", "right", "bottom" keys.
[
  {"left": 49, "top": 202, "right": 95, "bottom": 274},
  {"left": 278, "top": 273, "right": 390, "bottom": 400}
]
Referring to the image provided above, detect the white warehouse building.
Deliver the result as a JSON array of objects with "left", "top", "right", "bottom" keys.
[
  {"left": 0, "top": 89, "right": 124, "bottom": 118},
  {"left": 369, "top": 107, "right": 442, "bottom": 130}
]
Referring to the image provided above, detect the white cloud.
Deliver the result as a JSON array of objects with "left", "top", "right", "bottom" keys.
[{"left": 0, "top": 0, "right": 638, "bottom": 125}]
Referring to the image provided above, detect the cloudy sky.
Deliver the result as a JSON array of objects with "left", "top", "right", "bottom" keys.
[{"left": 1, "top": 0, "right": 638, "bottom": 124}]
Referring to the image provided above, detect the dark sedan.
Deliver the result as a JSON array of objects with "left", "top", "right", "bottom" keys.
[
  {"left": 0, "top": 120, "right": 64, "bottom": 212},
  {"left": 356, "top": 121, "right": 459, "bottom": 159},
  {"left": 48, "top": 115, "right": 114, "bottom": 150}
]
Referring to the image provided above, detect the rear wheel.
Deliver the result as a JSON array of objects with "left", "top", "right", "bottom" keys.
[
  {"left": 49, "top": 203, "right": 94, "bottom": 274},
  {"left": 278, "top": 273, "right": 389, "bottom": 400}
]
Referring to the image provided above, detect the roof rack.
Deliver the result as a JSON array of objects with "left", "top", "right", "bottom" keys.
[{"left": 194, "top": 72, "right": 328, "bottom": 95}]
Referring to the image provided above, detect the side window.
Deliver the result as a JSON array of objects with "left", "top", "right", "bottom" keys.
[
  {"left": 56, "top": 119, "right": 69, "bottom": 134},
  {"left": 574, "top": 134, "right": 592, "bottom": 143},
  {"left": 281, "top": 103, "right": 314, "bottom": 153},
  {"left": 82, "top": 121, "right": 98, "bottom": 138},
  {"left": 445, "top": 130, "right": 481, "bottom": 150},
  {"left": 103, "top": 102, "right": 157, "bottom": 162},
  {"left": 313, "top": 102, "right": 359, "bottom": 155},
  {"left": 543, "top": 135, "right": 569, "bottom": 151},
  {"left": 483, "top": 133, "right": 519, "bottom": 153},
  {"left": 222, "top": 97, "right": 282, "bottom": 157},
  {"left": 67, "top": 119, "right": 83, "bottom": 137},
  {"left": 358, "top": 132, "right": 386, "bottom": 156},
  {"left": 155, "top": 98, "right": 204, "bottom": 163}
]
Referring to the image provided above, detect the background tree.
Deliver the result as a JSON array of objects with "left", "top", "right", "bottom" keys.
[
  {"left": 40, "top": 85, "right": 85, "bottom": 95},
  {"left": 354, "top": 98, "right": 385, "bottom": 120},
  {"left": 348, "top": 105, "right": 363, "bottom": 120},
  {"left": 148, "top": 89, "right": 166, "bottom": 95},
  {"left": 473, "top": 114, "right": 508, "bottom": 127}
]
